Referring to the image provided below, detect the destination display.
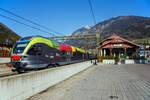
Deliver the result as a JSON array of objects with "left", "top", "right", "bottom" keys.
[{"left": 17, "top": 44, "right": 28, "bottom": 47}]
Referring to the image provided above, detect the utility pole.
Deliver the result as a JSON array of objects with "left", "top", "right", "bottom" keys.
[
  {"left": 88, "top": 0, "right": 101, "bottom": 62},
  {"left": 96, "top": 33, "right": 101, "bottom": 62}
]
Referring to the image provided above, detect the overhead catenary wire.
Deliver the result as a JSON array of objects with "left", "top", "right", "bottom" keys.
[
  {"left": 88, "top": 0, "right": 100, "bottom": 57},
  {"left": 88, "top": 0, "right": 97, "bottom": 25},
  {"left": 0, "top": 14, "right": 55, "bottom": 36},
  {"left": 0, "top": 8, "right": 63, "bottom": 35}
]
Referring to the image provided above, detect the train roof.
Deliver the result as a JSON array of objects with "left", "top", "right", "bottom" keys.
[{"left": 20, "top": 36, "right": 94, "bottom": 54}]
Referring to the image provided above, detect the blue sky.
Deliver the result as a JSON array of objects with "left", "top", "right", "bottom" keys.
[{"left": 0, "top": 0, "right": 150, "bottom": 37}]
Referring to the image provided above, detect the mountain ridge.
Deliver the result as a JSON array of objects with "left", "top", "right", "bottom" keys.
[
  {"left": 72, "top": 16, "right": 150, "bottom": 40},
  {"left": 72, "top": 25, "right": 93, "bottom": 35}
]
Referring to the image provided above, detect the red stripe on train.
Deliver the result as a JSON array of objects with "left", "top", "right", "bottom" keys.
[{"left": 12, "top": 55, "right": 21, "bottom": 60}]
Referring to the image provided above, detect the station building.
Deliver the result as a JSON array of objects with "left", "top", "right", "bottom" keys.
[
  {"left": 0, "top": 43, "right": 12, "bottom": 57},
  {"left": 98, "top": 35, "right": 140, "bottom": 57}
]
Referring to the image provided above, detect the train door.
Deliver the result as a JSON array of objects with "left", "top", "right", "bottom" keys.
[
  {"left": 36, "top": 44, "right": 54, "bottom": 68},
  {"left": 54, "top": 51, "right": 61, "bottom": 63},
  {"left": 26, "top": 45, "right": 39, "bottom": 68},
  {"left": 58, "top": 50, "right": 66, "bottom": 65},
  {"left": 66, "top": 50, "right": 71, "bottom": 63},
  {"left": 49, "top": 48, "right": 57, "bottom": 65},
  {"left": 35, "top": 44, "right": 45, "bottom": 68}
]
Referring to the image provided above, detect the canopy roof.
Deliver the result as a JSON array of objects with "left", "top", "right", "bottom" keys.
[{"left": 99, "top": 34, "right": 140, "bottom": 49}]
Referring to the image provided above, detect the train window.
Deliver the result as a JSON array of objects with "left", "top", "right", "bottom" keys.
[
  {"left": 27, "top": 47, "right": 37, "bottom": 56},
  {"left": 36, "top": 45, "right": 43, "bottom": 55},
  {"left": 50, "top": 52, "right": 54, "bottom": 59},
  {"left": 37, "top": 46, "right": 42, "bottom": 51},
  {"left": 13, "top": 41, "right": 29, "bottom": 54},
  {"left": 61, "top": 50, "right": 66, "bottom": 55}
]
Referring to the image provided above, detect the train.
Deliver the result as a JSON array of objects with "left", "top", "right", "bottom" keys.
[{"left": 11, "top": 36, "right": 96, "bottom": 73}]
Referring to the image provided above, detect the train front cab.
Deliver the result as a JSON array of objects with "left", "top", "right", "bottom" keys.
[{"left": 12, "top": 41, "right": 51, "bottom": 72}]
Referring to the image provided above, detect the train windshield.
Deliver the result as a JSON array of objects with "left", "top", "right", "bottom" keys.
[{"left": 13, "top": 40, "right": 30, "bottom": 54}]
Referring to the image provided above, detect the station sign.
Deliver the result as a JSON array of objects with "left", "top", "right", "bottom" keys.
[
  {"left": 114, "top": 44, "right": 122, "bottom": 46},
  {"left": 139, "top": 51, "right": 144, "bottom": 56},
  {"left": 140, "top": 45, "right": 144, "bottom": 49},
  {"left": 146, "top": 45, "right": 150, "bottom": 49}
]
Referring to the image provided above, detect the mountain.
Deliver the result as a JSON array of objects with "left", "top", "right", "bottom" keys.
[
  {"left": 0, "top": 22, "right": 20, "bottom": 44},
  {"left": 72, "top": 25, "right": 93, "bottom": 35},
  {"left": 65, "top": 25, "right": 95, "bottom": 49},
  {"left": 72, "top": 16, "right": 150, "bottom": 40}
]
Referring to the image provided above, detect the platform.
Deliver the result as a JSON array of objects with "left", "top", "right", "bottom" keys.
[
  {"left": 28, "top": 64, "right": 150, "bottom": 100},
  {"left": 0, "top": 65, "right": 12, "bottom": 72},
  {"left": 0, "top": 64, "right": 14, "bottom": 76}
]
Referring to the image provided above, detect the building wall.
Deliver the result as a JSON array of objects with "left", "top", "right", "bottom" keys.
[{"left": 0, "top": 44, "right": 12, "bottom": 57}]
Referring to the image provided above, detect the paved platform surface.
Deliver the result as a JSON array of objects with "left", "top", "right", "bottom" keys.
[
  {"left": 0, "top": 64, "right": 14, "bottom": 76},
  {"left": 0, "top": 65, "right": 12, "bottom": 72},
  {"left": 28, "top": 64, "right": 150, "bottom": 100},
  {"left": 0, "top": 57, "right": 10, "bottom": 64}
]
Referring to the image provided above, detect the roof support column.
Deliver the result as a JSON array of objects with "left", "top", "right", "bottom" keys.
[
  {"left": 100, "top": 49, "right": 102, "bottom": 56},
  {"left": 104, "top": 49, "right": 106, "bottom": 56},
  {"left": 124, "top": 48, "right": 127, "bottom": 55},
  {"left": 110, "top": 48, "right": 112, "bottom": 56},
  {"left": 136, "top": 48, "right": 139, "bottom": 57}
]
